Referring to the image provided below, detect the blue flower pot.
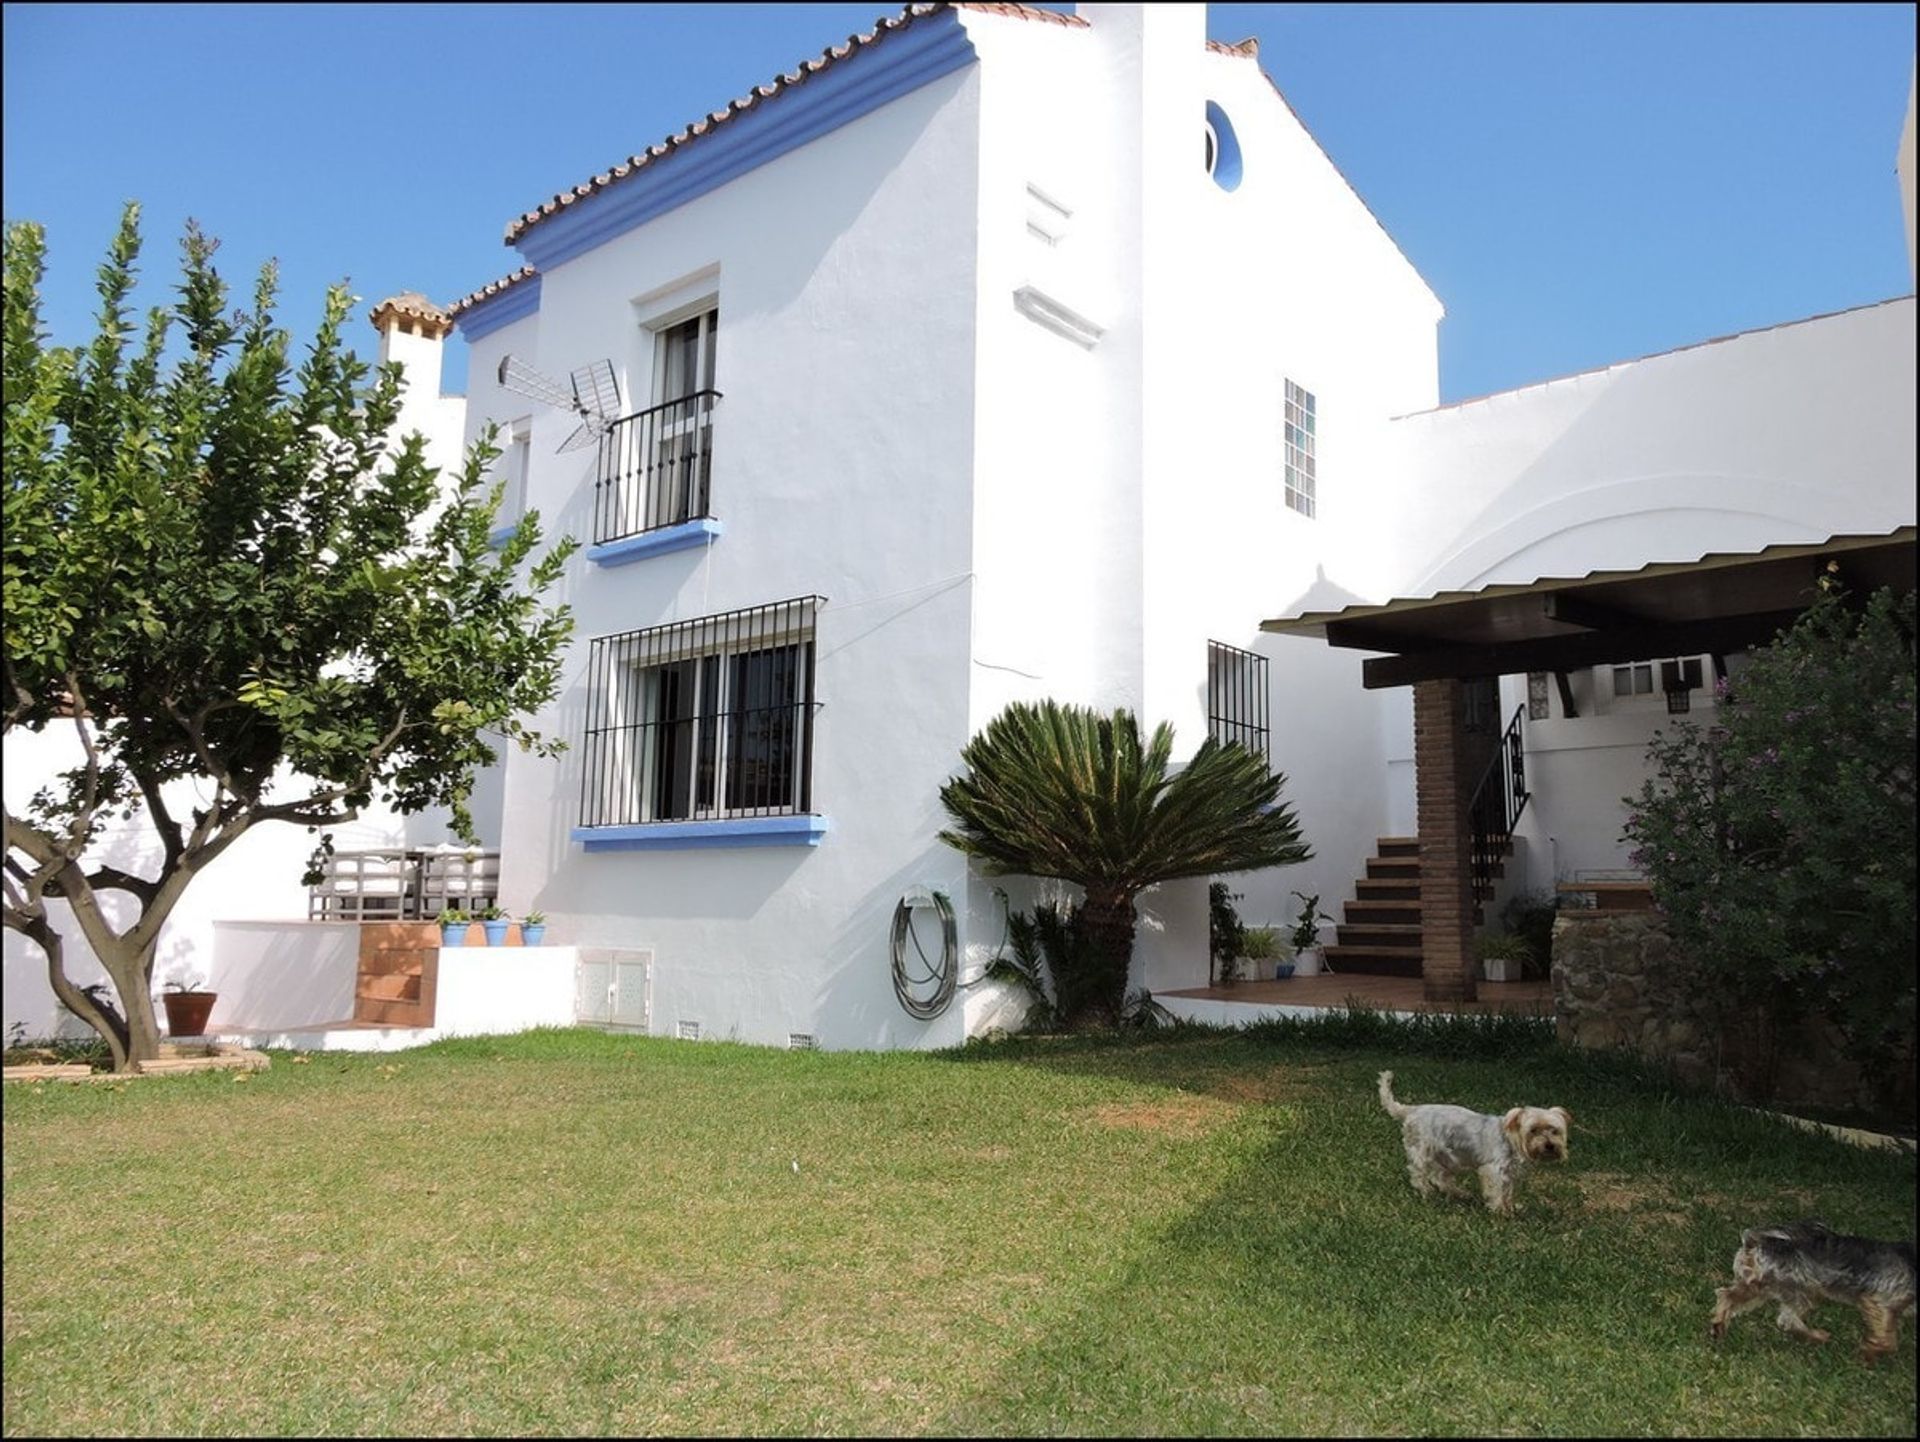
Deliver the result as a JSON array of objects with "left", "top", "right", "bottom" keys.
[
  {"left": 482, "top": 920, "right": 510, "bottom": 946},
  {"left": 441, "top": 923, "right": 467, "bottom": 946},
  {"left": 1274, "top": 961, "right": 1296, "bottom": 980},
  {"left": 521, "top": 924, "right": 547, "bottom": 947}
]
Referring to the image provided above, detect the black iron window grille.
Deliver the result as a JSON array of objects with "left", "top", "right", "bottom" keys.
[
  {"left": 1206, "top": 640, "right": 1270, "bottom": 760},
  {"left": 579, "top": 597, "right": 823, "bottom": 828}
]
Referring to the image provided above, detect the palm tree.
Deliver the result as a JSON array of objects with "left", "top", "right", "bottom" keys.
[{"left": 939, "top": 700, "right": 1311, "bottom": 1026}]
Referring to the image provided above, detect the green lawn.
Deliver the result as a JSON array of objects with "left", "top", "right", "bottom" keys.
[{"left": 3, "top": 1021, "right": 1913, "bottom": 1437}]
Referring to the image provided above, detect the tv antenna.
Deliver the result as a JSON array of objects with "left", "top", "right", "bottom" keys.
[{"left": 495, "top": 355, "right": 624, "bottom": 453}]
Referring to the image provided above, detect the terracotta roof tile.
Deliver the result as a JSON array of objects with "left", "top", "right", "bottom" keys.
[
  {"left": 445, "top": 265, "right": 539, "bottom": 318},
  {"left": 503, "top": 3, "right": 1083, "bottom": 246},
  {"left": 1207, "top": 37, "right": 1260, "bottom": 57}
]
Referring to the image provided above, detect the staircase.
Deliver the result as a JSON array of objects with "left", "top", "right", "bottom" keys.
[
  {"left": 352, "top": 922, "right": 440, "bottom": 1027},
  {"left": 1322, "top": 837, "right": 1506, "bottom": 978}
]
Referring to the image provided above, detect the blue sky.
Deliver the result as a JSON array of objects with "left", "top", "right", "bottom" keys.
[{"left": 3, "top": 3, "right": 1912, "bottom": 403}]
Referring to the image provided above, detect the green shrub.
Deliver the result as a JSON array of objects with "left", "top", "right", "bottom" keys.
[{"left": 1622, "top": 584, "right": 1916, "bottom": 1105}]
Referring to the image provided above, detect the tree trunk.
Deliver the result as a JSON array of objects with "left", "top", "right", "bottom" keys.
[
  {"left": 1070, "top": 886, "right": 1137, "bottom": 1027},
  {"left": 93, "top": 934, "right": 166, "bottom": 1071}
]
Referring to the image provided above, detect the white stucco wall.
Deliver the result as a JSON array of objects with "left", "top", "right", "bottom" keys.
[
  {"left": 1369, "top": 298, "right": 1917, "bottom": 879},
  {"left": 962, "top": 8, "right": 1444, "bottom": 992},
  {"left": 479, "top": 51, "right": 988, "bottom": 1052},
  {"left": 1, "top": 730, "right": 401, "bottom": 1040},
  {"left": 208, "top": 920, "right": 361, "bottom": 1031}
]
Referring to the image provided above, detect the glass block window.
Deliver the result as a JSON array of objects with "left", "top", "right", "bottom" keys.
[{"left": 1284, "top": 380, "right": 1317, "bottom": 517}]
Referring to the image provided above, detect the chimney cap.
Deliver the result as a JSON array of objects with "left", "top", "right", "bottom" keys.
[{"left": 369, "top": 292, "right": 453, "bottom": 339}]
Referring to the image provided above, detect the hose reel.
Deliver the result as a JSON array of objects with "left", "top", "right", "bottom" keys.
[{"left": 890, "top": 885, "right": 958, "bottom": 1020}]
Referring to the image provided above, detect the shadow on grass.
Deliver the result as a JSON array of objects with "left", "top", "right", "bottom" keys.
[{"left": 927, "top": 1015, "right": 1918, "bottom": 1435}]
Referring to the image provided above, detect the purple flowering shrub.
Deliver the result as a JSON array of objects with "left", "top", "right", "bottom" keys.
[{"left": 1622, "top": 583, "right": 1915, "bottom": 1095}]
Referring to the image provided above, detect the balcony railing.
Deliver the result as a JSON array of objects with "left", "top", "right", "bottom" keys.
[
  {"left": 306, "top": 847, "right": 500, "bottom": 921},
  {"left": 1467, "top": 704, "right": 1530, "bottom": 897},
  {"left": 594, "top": 390, "right": 722, "bottom": 546}
]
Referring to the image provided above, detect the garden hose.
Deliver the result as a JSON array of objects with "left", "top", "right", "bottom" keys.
[{"left": 890, "top": 887, "right": 958, "bottom": 1020}]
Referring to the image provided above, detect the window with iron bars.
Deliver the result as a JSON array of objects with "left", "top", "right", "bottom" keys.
[
  {"left": 1207, "top": 640, "right": 1270, "bottom": 760},
  {"left": 579, "top": 597, "right": 822, "bottom": 828}
]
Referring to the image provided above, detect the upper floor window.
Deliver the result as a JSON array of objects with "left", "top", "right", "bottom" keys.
[
  {"left": 1206, "top": 640, "right": 1270, "bottom": 760},
  {"left": 1284, "top": 379, "right": 1317, "bottom": 518},
  {"left": 595, "top": 304, "right": 721, "bottom": 546},
  {"left": 579, "top": 596, "right": 821, "bottom": 829}
]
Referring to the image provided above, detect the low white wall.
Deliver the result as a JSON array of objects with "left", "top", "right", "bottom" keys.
[
  {"left": 433, "top": 945, "right": 579, "bottom": 1037},
  {"left": 209, "top": 921, "right": 360, "bottom": 1031}
]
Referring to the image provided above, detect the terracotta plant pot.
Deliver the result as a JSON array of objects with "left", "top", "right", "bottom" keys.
[{"left": 162, "top": 990, "right": 217, "bottom": 1036}]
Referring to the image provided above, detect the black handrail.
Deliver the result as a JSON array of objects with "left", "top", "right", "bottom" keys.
[
  {"left": 1467, "top": 704, "right": 1529, "bottom": 897},
  {"left": 594, "top": 389, "right": 723, "bottom": 545}
]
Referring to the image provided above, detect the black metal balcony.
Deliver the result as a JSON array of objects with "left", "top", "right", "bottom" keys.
[{"left": 594, "top": 389, "right": 722, "bottom": 546}]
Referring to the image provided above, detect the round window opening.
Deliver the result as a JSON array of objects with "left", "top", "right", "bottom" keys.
[{"left": 1204, "top": 100, "right": 1243, "bottom": 191}]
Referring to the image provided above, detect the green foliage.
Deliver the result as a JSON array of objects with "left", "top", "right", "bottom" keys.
[
  {"left": 3, "top": 206, "right": 576, "bottom": 1068},
  {"left": 1498, "top": 889, "right": 1559, "bottom": 979},
  {"left": 1237, "top": 927, "right": 1280, "bottom": 962},
  {"left": 435, "top": 908, "right": 469, "bottom": 926},
  {"left": 1474, "top": 931, "right": 1533, "bottom": 963},
  {"left": 1208, "top": 881, "right": 1245, "bottom": 977},
  {"left": 1622, "top": 585, "right": 1917, "bottom": 1096},
  {"left": 1287, "top": 891, "right": 1333, "bottom": 953},
  {"left": 941, "top": 700, "right": 1310, "bottom": 1023}
]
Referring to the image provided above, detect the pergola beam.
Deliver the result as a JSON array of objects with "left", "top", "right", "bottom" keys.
[{"left": 1360, "top": 609, "right": 1805, "bottom": 689}]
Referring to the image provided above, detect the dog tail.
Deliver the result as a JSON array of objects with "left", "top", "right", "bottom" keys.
[{"left": 1377, "top": 1070, "right": 1410, "bottom": 1120}]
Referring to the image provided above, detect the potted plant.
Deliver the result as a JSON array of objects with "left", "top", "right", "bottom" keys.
[
  {"left": 1288, "top": 891, "right": 1335, "bottom": 976},
  {"left": 1476, "top": 931, "right": 1532, "bottom": 983},
  {"left": 520, "top": 911, "right": 548, "bottom": 946},
  {"left": 160, "top": 978, "right": 217, "bottom": 1037},
  {"left": 1208, "top": 882, "right": 1246, "bottom": 986},
  {"left": 480, "top": 905, "right": 511, "bottom": 946},
  {"left": 437, "top": 907, "right": 470, "bottom": 946},
  {"left": 1239, "top": 926, "right": 1283, "bottom": 980}
]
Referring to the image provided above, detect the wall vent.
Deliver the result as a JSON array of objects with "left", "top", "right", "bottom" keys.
[
  {"left": 787, "top": 1032, "right": 818, "bottom": 1051},
  {"left": 1025, "top": 182, "right": 1071, "bottom": 247},
  {"left": 676, "top": 1020, "right": 701, "bottom": 1041}
]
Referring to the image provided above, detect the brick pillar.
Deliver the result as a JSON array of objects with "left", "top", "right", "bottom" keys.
[{"left": 1414, "top": 678, "right": 1479, "bottom": 1004}]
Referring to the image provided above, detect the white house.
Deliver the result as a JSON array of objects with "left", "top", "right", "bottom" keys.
[{"left": 6, "top": 4, "right": 1912, "bottom": 1048}]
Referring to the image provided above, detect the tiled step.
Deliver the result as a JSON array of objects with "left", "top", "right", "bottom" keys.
[
  {"left": 1365, "top": 856, "right": 1421, "bottom": 880},
  {"left": 355, "top": 972, "right": 421, "bottom": 1004},
  {"left": 1376, "top": 836, "right": 1420, "bottom": 858},
  {"left": 1323, "top": 945, "right": 1423, "bottom": 977},
  {"left": 1334, "top": 922, "right": 1423, "bottom": 949},
  {"left": 1356, "top": 882, "right": 1421, "bottom": 907},
  {"left": 1345, "top": 898, "right": 1421, "bottom": 925},
  {"left": 353, "top": 995, "right": 432, "bottom": 1026}
]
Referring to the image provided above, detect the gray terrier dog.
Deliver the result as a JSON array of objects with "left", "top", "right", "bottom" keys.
[
  {"left": 1709, "top": 1220, "right": 1915, "bottom": 1363},
  {"left": 1377, "top": 1070, "right": 1571, "bottom": 1213}
]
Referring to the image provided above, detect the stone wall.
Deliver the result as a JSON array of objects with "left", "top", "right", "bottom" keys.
[{"left": 1551, "top": 912, "right": 1911, "bottom": 1116}]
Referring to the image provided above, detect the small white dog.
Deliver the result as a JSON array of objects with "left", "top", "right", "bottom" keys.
[{"left": 1377, "top": 1070, "right": 1571, "bottom": 1213}]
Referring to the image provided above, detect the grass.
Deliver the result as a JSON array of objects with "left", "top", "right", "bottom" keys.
[{"left": 3, "top": 1019, "right": 1914, "bottom": 1437}]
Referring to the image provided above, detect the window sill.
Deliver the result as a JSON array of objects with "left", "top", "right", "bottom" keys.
[
  {"left": 587, "top": 518, "right": 723, "bottom": 568},
  {"left": 572, "top": 815, "right": 828, "bottom": 851}
]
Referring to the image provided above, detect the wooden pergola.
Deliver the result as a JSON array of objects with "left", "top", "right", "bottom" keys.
[{"left": 1262, "top": 528, "right": 1917, "bottom": 1003}]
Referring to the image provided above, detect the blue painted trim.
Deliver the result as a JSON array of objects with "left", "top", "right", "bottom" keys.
[
  {"left": 1206, "top": 101, "right": 1243, "bottom": 193},
  {"left": 517, "top": 10, "right": 976, "bottom": 272},
  {"left": 455, "top": 274, "right": 542, "bottom": 341},
  {"left": 586, "top": 518, "right": 723, "bottom": 567},
  {"left": 487, "top": 523, "right": 517, "bottom": 551},
  {"left": 573, "top": 815, "right": 829, "bottom": 851}
]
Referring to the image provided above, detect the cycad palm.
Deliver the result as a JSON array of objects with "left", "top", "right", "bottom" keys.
[{"left": 939, "top": 700, "right": 1310, "bottom": 1025}]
